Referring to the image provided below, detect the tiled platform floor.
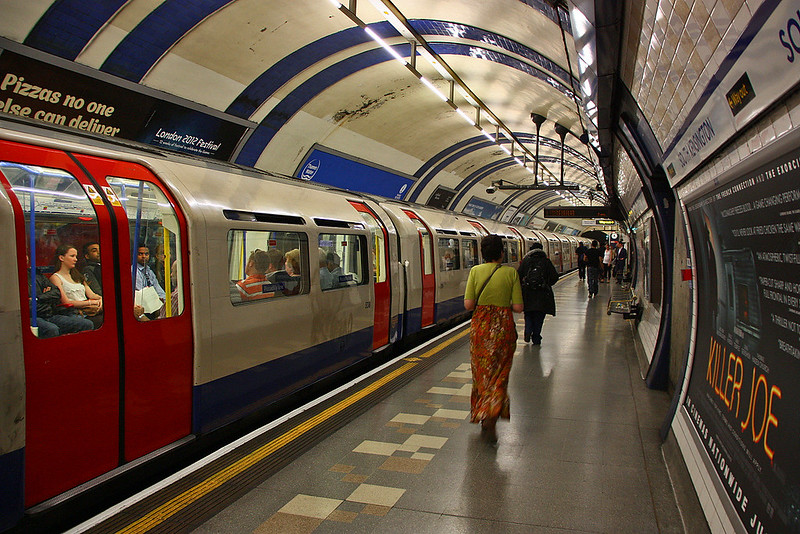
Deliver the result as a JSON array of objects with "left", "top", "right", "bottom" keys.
[{"left": 193, "top": 274, "right": 684, "bottom": 533}]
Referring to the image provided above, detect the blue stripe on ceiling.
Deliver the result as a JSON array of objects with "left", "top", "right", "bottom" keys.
[
  {"left": 448, "top": 159, "right": 520, "bottom": 209},
  {"left": 23, "top": 0, "right": 128, "bottom": 60},
  {"left": 409, "top": 132, "right": 594, "bottom": 202},
  {"left": 235, "top": 41, "right": 574, "bottom": 167},
  {"left": 101, "top": 0, "right": 233, "bottom": 81},
  {"left": 408, "top": 20, "right": 573, "bottom": 88},
  {"left": 227, "top": 20, "right": 574, "bottom": 119}
]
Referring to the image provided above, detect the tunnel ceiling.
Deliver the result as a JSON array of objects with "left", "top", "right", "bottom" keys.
[{"left": 0, "top": 0, "right": 607, "bottom": 227}]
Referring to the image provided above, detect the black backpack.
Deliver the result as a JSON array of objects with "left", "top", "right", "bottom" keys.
[{"left": 522, "top": 260, "right": 547, "bottom": 290}]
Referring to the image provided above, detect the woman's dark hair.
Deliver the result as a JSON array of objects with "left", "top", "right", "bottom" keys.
[
  {"left": 480, "top": 234, "right": 504, "bottom": 262},
  {"left": 54, "top": 244, "right": 85, "bottom": 283}
]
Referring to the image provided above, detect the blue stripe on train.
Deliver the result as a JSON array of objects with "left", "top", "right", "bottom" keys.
[
  {"left": 193, "top": 327, "right": 372, "bottom": 434},
  {"left": 435, "top": 295, "right": 467, "bottom": 324},
  {"left": 0, "top": 448, "right": 23, "bottom": 531}
]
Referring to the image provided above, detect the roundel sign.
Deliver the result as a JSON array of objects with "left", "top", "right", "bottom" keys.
[
  {"left": 300, "top": 159, "right": 320, "bottom": 181},
  {"left": 610, "top": 232, "right": 619, "bottom": 240}
]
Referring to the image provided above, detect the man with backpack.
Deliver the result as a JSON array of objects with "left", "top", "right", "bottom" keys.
[
  {"left": 517, "top": 242, "right": 559, "bottom": 344},
  {"left": 584, "top": 240, "right": 604, "bottom": 299}
]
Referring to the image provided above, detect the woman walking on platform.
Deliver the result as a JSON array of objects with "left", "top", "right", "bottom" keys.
[{"left": 464, "top": 235, "right": 523, "bottom": 442}]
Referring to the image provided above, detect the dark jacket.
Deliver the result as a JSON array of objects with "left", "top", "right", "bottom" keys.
[
  {"left": 31, "top": 273, "right": 62, "bottom": 318},
  {"left": 517, "top": 249, "right": 559, "bottom": 315},
  {"left": 83, "top": 260, "right": 102, "bottom": 296},
  {"left": 575, "top": 244, "right": 587, "bottom": 266}
]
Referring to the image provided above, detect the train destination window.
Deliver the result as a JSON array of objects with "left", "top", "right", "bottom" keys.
[
  {"left": 227, "top": 229, "right": 309, "bottom": 304},
  {"left": 1, "top": 162, "right": 103, "bottom": 337},
  {"left": 438, "top": 238, "right": 460, "bottom": 271},
  {"left": 463, "top": 238, "right": 478, "bottom": 269},
  {"left": 318, "top": 233, "right": 367, "bottom": 291},
  {"left": 108, "top": 178, "right": 185, "bottom": 320}
]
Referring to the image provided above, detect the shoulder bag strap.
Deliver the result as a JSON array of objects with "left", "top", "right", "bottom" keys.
[{"left": 475, "top": 263, "right": 501, "bottom": 304}]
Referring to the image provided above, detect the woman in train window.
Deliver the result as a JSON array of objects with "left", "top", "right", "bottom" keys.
[
  {"left": 463, "top": 234, "right": 523, "bottom": 442},
  {"left": 50, "top": 244, "right": 103, "bottom": 328}
]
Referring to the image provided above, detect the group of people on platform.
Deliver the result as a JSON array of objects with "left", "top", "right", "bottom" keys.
[
  {"left": 463, "top": 235, "right": 559, "bottom": 443},
  {"left": 575, "top": 240, "right": 627, "bottom": 298},
  {"left": 30, "top": 241, "right": 175, "bottom": 338},
  {"left": 463, "top": 234, "right": 629, "bottom": 443}
]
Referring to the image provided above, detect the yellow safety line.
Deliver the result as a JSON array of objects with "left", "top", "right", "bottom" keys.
[{"left": 115, "top": 326, "right": 469, "bottom": 533}]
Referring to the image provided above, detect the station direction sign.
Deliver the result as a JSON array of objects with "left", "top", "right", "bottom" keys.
[{"left": 543, "top": 206, "right": 617, "bottom": 219}]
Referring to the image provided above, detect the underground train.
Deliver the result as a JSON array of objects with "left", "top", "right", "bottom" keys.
[{"left": 0, "top": 118, "right": 580, "bottom": 530}]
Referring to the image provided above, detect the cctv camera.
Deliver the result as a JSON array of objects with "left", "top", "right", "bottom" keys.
[{"left": 486, "top": 186, "right": 496, "bottom": 194}]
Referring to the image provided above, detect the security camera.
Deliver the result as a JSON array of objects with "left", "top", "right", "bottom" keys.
[{"left": 486, "top": 185, "right": 496, "bottom": 194}]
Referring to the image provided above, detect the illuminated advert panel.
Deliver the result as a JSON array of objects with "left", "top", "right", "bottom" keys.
[{"left": 685, "top": 145, "right": 800, "bottom": 533}]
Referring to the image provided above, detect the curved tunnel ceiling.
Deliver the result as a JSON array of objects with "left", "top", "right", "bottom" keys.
[{"left": 2, "top": 0, "right": 605, "bottom": 228}]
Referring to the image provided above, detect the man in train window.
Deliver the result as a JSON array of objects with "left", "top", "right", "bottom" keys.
[
  {"left": 325, "top": 252, "right": 344, "bottom": 288},
  {"left": 135, "top": 244, "right": 165, "bottom": 319},
  {"left": 82, "top": 242, "right": 102, "bottom": 295},
  {"left": 236, "top": 249, "right": 274, "bottom": 301}
]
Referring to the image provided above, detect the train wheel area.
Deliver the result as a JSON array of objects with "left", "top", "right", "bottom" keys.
[{"left": 46, "top": 274, "right": 694, "bottom": 534}]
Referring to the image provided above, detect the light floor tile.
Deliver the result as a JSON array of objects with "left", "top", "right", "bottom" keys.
[
  {"left": 411, "top": 452, "right": 435, "bottom": 460},
  {"left": 347, "top": 483, "right": 406, "bottom": 507},
  {"left": 455, "top": 363, "right": 470, "bottom": 370},
  {"left": 427, "top": 384, "right": 471, "bottom": 396},
  {"left": 402, "top": 434, "right": 448, "bottom": 450},
  {"left": 278, "top": 494, "right": 343, "bottom": 519},
  {"left": 390, "top": 413, "right": 431, "bottom": 425},
  {"left": 432, "top": 408, "right": 469, "bottom": 420},
  {"left": 353, "top": 440, "right": 400, "bottom": 456},
  {"left": 447, "top": 370, "right": 472, "bottom": 379}
]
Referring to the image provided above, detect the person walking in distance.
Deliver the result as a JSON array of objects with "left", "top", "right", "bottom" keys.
[
  {"left": 614, "top": 241, "right": 628, "bottom": 283},
  {"left": 575, "top": 241, "right": 587, "bottom": 281},
  {"left": 517, "top": 242, "right": 559, "bottom": 345},
  {"left": 584, "top": 240, "right": 603, "bottom": 299}
]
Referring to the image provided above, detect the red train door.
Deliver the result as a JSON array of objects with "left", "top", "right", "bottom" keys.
[
  {"left": 349, "top": 201, "right": 391, "bottom": 350},
  {"left": 403, "top": 210, "right": 435, "bottom": 327},
  {"left": 0, "top": 141, "right": 193, "bottom": 507},
  {"left": 1, "top": 141, "right": 121, "bottom": 506},
  {"left": 72, "top": 154, "right": 193, "bottom": 462}
]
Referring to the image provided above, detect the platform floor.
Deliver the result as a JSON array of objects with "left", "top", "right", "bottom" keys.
[{"left": 190, "top": 273, "right": 684, "bottom": 534}]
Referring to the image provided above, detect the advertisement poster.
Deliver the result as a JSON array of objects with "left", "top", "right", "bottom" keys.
[
  {"left": 297, "top": 148, "right": 412, "bottom": 200},
  {"left": 0, "top": 50, "right": 248, "bottom": 160},
  {"left": 685, "top": 145, "right": 800, "bottom": 533}
]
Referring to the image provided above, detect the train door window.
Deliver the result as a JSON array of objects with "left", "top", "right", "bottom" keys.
[
  {"left": 352, "top": 210, "right": 386, "bottom": 283},
  {"left": 227, "top": 229, "right": 309, "bottom": 303},
  {"left": 107, "top": 178, "right": 184, "bottom": 319},
  {"left": 1, "top": 162, "right": 103, "bottom": 336},
  {"left": 463, "top": 238, "right": 478, "bottom": 268},
  {"left": 438, "top": 238, "right": 460, "bottom": 271},
  {"left": 507, "top": 240, "right": 519, "bottom": 263},
  {"left": 319, "top": 233, "right": 368, "bottom": 290}
]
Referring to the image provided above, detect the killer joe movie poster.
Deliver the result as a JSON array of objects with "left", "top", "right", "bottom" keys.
[{"left": 686, "top": 145, "right": 800, "bottom": 533}]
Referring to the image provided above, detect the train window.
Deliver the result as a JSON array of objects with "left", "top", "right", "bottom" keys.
[
  {"left": 508, "top": 240, "right": 520, "bottom": 263},
  {"left": 438, "top": 238, "right": 460, "bottom": 271},
  {"left": 463, "top": 239, "right": 478, "bottom": 269},
  {"left": 319, "top": 233, "right": 367, "bottom": 290},
  {"left": 107, "top": 178, "right": 184, "bottom": 320},
  {"left": 353, "top": 210, "right": 387, "bottom": 283},
  {"left": 227, "top": 229, "right": 309, "bottom": 303},
  {"left": 0, "top": 162, "right": 103, "bottom": 337}
]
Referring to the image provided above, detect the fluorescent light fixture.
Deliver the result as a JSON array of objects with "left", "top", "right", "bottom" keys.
[
  {"left": 328, "top": 0, "right": 342, "bottom": 7},
  {"left": 418, "top": 48, "right": 452, "bottom": 80},
  {"left": 480, "top": 129, "right": 495, "bottom": 142},
  {"left": 500, "top": 144, "right": 511, "bottom": 155},
  {"left": 455, "top": 107, "right": 475, "bottom": 126},
  {"left": 364, "top": 27, "right": 407, "bottom": 65},
  {"left": 514, "top": 157, "right": 523, "bottom": 166},
  {"left": 419, "top": 76, "right": 448, "bottom": 101}
]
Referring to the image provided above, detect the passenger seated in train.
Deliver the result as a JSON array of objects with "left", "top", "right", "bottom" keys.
[
  {"left": 324, "top": 252, "right": 344, "bottom": 289},
  {"left": 235, "top": 249, "right": 274, "bottom": 301},
  {"left": 49, "top": 244, "right": 104, "bottom": 329},
  {"left": 27, "top": 254, "right": 94, "bottom": 337},
  {"left": 135, "top": 244, "right": 165, "bottom": 319},
  {"left": 319, "top": 248, "right": 333, "bottom": 290},
  {"left": 82, "top": 241, "right": 102, "bottom": 295},
  {"left": 264, "top": 249, "right": 285, "bottom": 283},
  {"left": 272, "top": 248, "right": 302, "bottom": 295}
]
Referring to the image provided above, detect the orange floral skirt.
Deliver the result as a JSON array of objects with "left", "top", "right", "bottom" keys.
[{"left": 469, "top": 305, "right": 516, "bottom": 423}]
